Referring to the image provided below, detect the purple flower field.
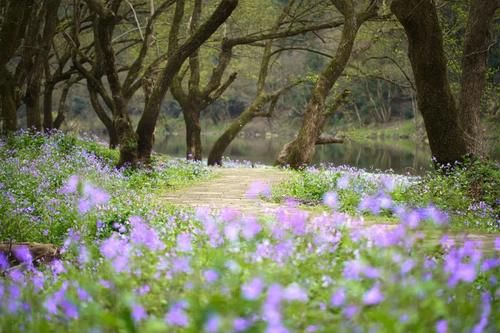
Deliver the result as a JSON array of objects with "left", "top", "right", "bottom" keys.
[{"left": 0, "top": 132, "right": 498, "bottom": 332}]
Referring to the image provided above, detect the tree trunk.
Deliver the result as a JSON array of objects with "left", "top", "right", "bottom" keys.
[
  {"left": 136, "top": 0, "right": 238, "bottom": 163},
  {"left": 25, "top": 65, "right": 43, "bottom": 131},
  {"left": 183, "top": 108, "right": 202, "bottom": 161},
  {"left": 458, "top": 0, "right": 498, "bottom": 157},
  {"left": 391, "top": 0, "right": 467, "bottom": 166},
  {"left": 276, "top": 1, "right": 359, "bottom": 168},
  {"left": 0, "top": 74, "right": 17, "bottom": 133},
  {"left": 316, "top": 135, "right": 344, "bottom": 144},
  {"left": 25, "top": 0, "right": 61, "bottom": 132},
  {"left": 207, "top": 94, "right": 269, "bottom": 166},
  {"left": 43, "top": 81, "right": 55, "bottom": 130}
]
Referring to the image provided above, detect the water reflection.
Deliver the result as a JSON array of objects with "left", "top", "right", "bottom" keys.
[{"left": 154, "top": 134, "right": 432, "bottom": 175}]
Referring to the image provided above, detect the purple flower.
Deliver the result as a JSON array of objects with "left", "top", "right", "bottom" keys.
[
  {"left": 224, "top": 223, "right": 240, "bottom": 242},
  {"left": 471, "top": 293, "right": 491, "bottom": 333},
  {"left": 283, "top": 283, "right": 308, "bottom": 302},
  {"left": 343, "top": 305, "right": 358, "bottom": 319},
  {"left": 77, "top": 287, "right": 91, "bottom": 302},
  {"left": 171, "top": 256, "right": 191, "bottom": 274},
  {"left": 78, "top": 199, "right": 92, "bottom": 214},
  {"left": 61, "top": 300, "right": 79, "bottom": 319},
  {"left": 0, "top": 252, "right": 9, "bottom": 270},
  {"left": 220, "top": 208, "right": 240, "bottom": 222},
  {"left": 401, "top": 210, "right": 421, "bottom": 229},
  {"left": 203, "top": 269, "right": 219, "bottom": 284},
  {"left": 358, "top": 195, "right": 381, "bottom": 215},
  {"left": 204, "top": 314, "right": 221, "bottom": 333},
  {"left": 100, "top": 235, "right": 129, "bottom": 259},
  {"left": 422, "top": 205, "right": 449, "bottom": 225},
  {"left": 83, "top": 182, "right": 110, "bottom": 206},
  {"left": 330, "top": 288, "right": 346, "bottom": 307},
  {"left": 241, "top": 217, "right": 262, "bottom": 240},
  {"left": 50, "top": 260, "right": 66, "bottom": 275},
  {"left": 495, "top": 238, "right": 500, "bottom": 251},
  {"left": 435, "top": 320, "right": 447, "bottom": 333},
  {"left": 13, "top": 246, "right": 32, "bottom": 264},
  {"left": 323, "top": 192, "right": 339, "bottom": 209},
  {"left": 132, "top": 303, "right": 147, "bottom": 322},
  {"left": 343, "top": 259, "right": 363, "bottom": 280},
  {"left": 380, "top": 175, "right": 395, "bottom": 192},
  {"left": 400, "top": 259, "right": 415, "bottom": 275},
  {"left": 60, "top": 175, "right": 79, "bottom": 194},
  {"left": 481, "top": 258, "right": 500, "bottom": 272},
  {"left": 363, "top": 285, "right": 384, "bottom": 305},
  {"left": 130, "top": 216, "right": 165, "bottom": 251},
  {"left": 233, "top": 317, "right": 251, "bottom": 332},
  {"left": 165, "top": 303, "right": 189, "bottom": 327},
  {"left": 246, "top": 181, "right": 271, "bottom": 199},
  {"left": 242, "top": 277, "right": 264, "bottom": 300},
  {"left": 336, "top": 174, "right": 350, "bottom": 189},
  {"left": 176, "top": 233, "right": 192, "bottom": 252}
]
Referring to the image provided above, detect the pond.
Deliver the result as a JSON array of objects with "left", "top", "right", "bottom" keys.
[{"left": 154, "top": 133, "right": 433, "bottom": 175}]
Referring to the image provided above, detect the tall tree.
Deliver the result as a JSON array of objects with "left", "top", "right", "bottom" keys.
[
  {"left": 74, "top": 0, "right": 238, "bottom": 166},
  {"left": 391, "top": 0, "right": 498, "bottom": 165},
  {"left": 171, "top": 0, "right": 344, "bottom": 161},
  {"left": 136, "top": 0, "right": 238, "bottom": 163},
  {"left": 0, "top": 0, "right": 34, "bottom": 133},
  {"left": 276, "top": 0, "right": 380, "bottom": 168}
]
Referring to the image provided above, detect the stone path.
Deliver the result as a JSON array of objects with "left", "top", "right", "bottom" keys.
[
  {"left": 162, "top": 167, "right": 498, "bottom": 252},
  {"left": 162, "top": 167, "right": 288, "bottom": 215}
]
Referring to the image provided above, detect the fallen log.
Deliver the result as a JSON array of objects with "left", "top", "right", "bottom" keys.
[
  {"left": 315, "top": 135, "right": 344, "bottom": 145},
  {"left": 0, "top": 242, "right": 61, "bottom": 268}
]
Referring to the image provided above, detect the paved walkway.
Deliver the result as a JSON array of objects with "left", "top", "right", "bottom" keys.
[{"left": 162, "top": 167, "right": 287, "bottom": 215}]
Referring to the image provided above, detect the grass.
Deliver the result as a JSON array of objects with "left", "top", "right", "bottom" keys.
[{"left": 272, "top": 163, "right": 499, "bottom": 233}]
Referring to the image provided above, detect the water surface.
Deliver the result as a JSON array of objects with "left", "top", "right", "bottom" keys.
[{"left": 155, "top": 134, "right": 432, "bottom": 175}]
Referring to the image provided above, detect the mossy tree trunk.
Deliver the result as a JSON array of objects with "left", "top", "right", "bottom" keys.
[
  {"left": 458, "top": 0, "right": 498, "bottom": 157},
  {"left": 391, "top": 0, "right": 498, "bottom": 165},
  {"left": 0, "top": 0, "right": 35, "bottom": 134},
  {"left": 276, "top": 0, "right": 378, "bottom": 168}
]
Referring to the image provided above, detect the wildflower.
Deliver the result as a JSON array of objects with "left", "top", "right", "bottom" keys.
[
  {"left": 471, "top": 293, "right": 491, "bottom": 333},
  {"left": 358, "top": 195, "right": 381, "bottom": 214},
  {"left": 13, "top": 245, "right": 32, "bottom": 264},
  {"left": 246, "top": 181, "right": 271, "bottom": 199},
  {"left": 283, "top": 283, "right": 308, "bottom": 302},
  {"left": 363, "top": 284, "right": 384, "bottom": 305},
  {"left": 220, "top": 208, "right": 240, "bottom": 222},
  {"left": 61, "top": 299, "right": 79, "bottom": 319},
  {"left": 241, "top": 216, "right": 262, "bottom": 240},
  {"left": 60, "top": 175, "right": 79, "bottom": 194},
  {"left": 130, "top": 216, "right": 165, "bottom": 251},
  {"left": 171, "top": 256, "right": 191, "bottom": 274},
  {"left": 77, "top": 287, "right": 91, "bottom": 302},
  {"left": 100, "top": 235, "right": 128, "bottom": 259},
  {"left": 131, "top": 303, "right": 147, "bottom": 322},
  {"left": 224, "top": 223, "right": 240, "bottom": 242},
  {"left": 323, "top": 192, "right": 339, "bottom": 209},
  {"left": 165, "top": 303, "right": 189, "bottom": 327},
  {"left": 203, "top": 270, "right": 219, "bottom": 284},
  {"left": 204, "top": 314, "right": 221, "bottom": 333},
  {"left": 330, "top": 288, "right": 346, "bottom": 307},
  {"left": 242, "top": 277, "right": 264, "bottom": 300},
  {"left": 176, "top": 233, "right": 192, "bottom": 252},
  {"left": 336, "top": 174, "right": 350, "bottom": 189},
  {"left": 0, "top": 252, "right": 9, "bottom": 270},
  {"left": 435, "top": 320, "right": 447, "bottom": 333},
  {"left": 233, "top": 317, "right": 251, "bottom": 332},
  {"left": 343, "top": 305, "right": 358, "bottom": 319}
]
